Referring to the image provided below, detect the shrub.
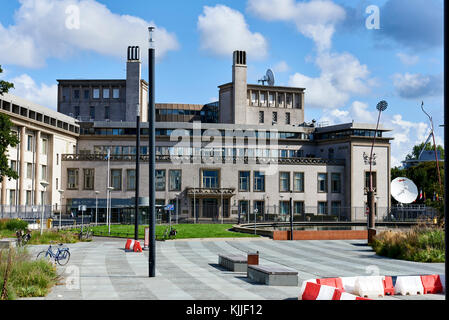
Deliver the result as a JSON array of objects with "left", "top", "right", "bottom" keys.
[{"left": 1, "top": 219, "right": 28, "bottom": 231}]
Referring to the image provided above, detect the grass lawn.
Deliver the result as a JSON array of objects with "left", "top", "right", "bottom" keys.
[{"left": 84, "top": 224, "right": 259, "bottom": 240}]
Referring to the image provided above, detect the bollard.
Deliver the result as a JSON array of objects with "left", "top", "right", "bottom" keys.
[{"left": 247, "top": 251, "right": 259, "bottom": 265}]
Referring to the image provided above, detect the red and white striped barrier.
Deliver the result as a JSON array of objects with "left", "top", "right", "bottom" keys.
[
  {"left": 300, "top": 274, "right": 444, "bottom": 300},
  {"left": 125, "top": 239, "right": 135, "bottom": 251}
]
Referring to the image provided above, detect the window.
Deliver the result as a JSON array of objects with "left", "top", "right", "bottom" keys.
[
  {"left": 272, "top": 112, "right": 278, "bottom": 123},
  {"left": 259, "top": 111, "right": 264, "bottom": 124},
  {"left": 269, "top": 93, "right": 275, "bottom": 106},
  {"left": 239, "top": 171, "right": 250, "bottom": 192},
  {"left": 74, "top": 106, "right": 80, "bottom": 117},
  {"left": 103, "top": 88, "right": 110, "bottom": 99},
  {"left": 56, "top": 154, "right": 59, "bottom": 165},
  {"left": 9, "top": 190, "right": 16, "bottom": 205},
  {"left": 294, "top": 94, "right": 301, "bottom": 109},
  {"left": 105, "top": 106, "right": 110, "bottom": 119},
  {"left": 90, "top": 106, "right": 95, "bottom": 120},
  {"left": 202, "top": 170, "right": 219, "bottom": 188},
  {"left": 285, "top": 112, "right": 291, "bottom": 125},
  {"left": 318, "top": 201, "right": 328, "bottom": 214},
  {"left": 56, "top": 178, "right": 59, "bottom": 190},
  {"left": 127, "top": 169, "right": 136, "bottom": 191},
  {"left": 93, "top": 88, "right": 100, "bottom": 99},
  {"left": 279, "top": 172, "right": 290, "bottom": 192},
  {"left": 293, "top": 172, "right": 304, "bottom": 192},
  {"left": 113, "top": 88, "right": 120, "bottom": 99},
  {"left": 251, "top": 92, "right": 258, "bottom": 104},
  {"left": 331, "top": 173, "right": 341, "bottom": 193},
  {"left": 10, "top": 160, "right": 17, "bottom": 172},
  {"left": 294, "top": 201, "right": 304, "bottom": 214},
  {"left": 365, "top": 172, "right": 377, "bottom": 191},
  {"left": 26, "top": 163, "right": 33, "bottom": 179},
  {"left": 279, "top": 201, "right": 290, "bottom": 215},
  {"left": 286, "top": 94, "right": 292, "bottom": 106},
  {"left": 254, "top": 201, "right": 264, "bottom": 215},
  {"left": 331, "top": 201, "right": 341, "bottom": 216},
  {"left": 169, "top": 170, "right": 182, "bottom": 191},
  {"left": 73, "top": 89, "right": 80, "bottom": 100},
  {"left": 84, "top": 89, "right": 90, "bottom": 100},
  {"left": 26, "top": 190, "right": 32, "bottom": 205},
  {"left": 41, "top": 138, "right": 48, "bottom": 155},
  {"left": 27, "top": 135, "right": 33, "bottom": 151},
  {"left": 83, "top": 169, "right": 95, "bottom": 190},
  {"left": 239, "top": 200, "right": 249, "bottom": 219},
  {"left": 41, "top": 165, "right": 47, "bottom": 181},
  {"left": 278, "top": 94, "right": 284, "bottom": 106},
  {"left": 260, "top": 92, "right": 267, "bottom": 105},
  {"left": 156, "top": 170, "right": 166, "bottom": 191},
  {"left": 110, "top": 169, "right": 122, "bottom": 190},
  {"left": 254, "top": 171, "right": 265, "bottom": 192},
  {"left": 67, "top": 169, "right": 79, "bottom": 189},
  {"left": 317, "top": 173, "right": 328, "bottom": 193}
]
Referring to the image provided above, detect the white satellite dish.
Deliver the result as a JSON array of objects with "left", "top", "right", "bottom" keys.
[
  {"left": 258, "top": 69, "right": 275, "bottom": 86},
  {"left": 391, "top": 177, "right": 418, "bottom": 204}
]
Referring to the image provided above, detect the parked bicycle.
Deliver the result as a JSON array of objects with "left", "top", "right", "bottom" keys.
[
  {"left": 162, "top": 226, "right": 177, "bottom": 240},
  {"left": 15, "top": 229, "right": 32, "bottom": 247},
  {"left": 78, "top": 227, "right": 93, "bottom": 241},
  {"left": 36, "top": 242, "right": 71, "bottom": 266}
]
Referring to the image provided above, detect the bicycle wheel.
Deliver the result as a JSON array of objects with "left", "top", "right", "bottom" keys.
[
  {"left": 57, "top": 250, "right": 71, "bottom": 266},
  {"left": 36, "top": 251, "right": 53, "bottom": 263}
]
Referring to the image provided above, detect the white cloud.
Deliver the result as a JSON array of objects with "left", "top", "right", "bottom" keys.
[
  {"left": 247, "top": 0, "right": 346, "bottom": 51},
  {"left": 273, "top": 61, "right": 289, "bottom": 73},
  {"left": 393, "top": 72, "right": 443, "bottom": 99},
  {"left": 0, "top": 0, "right": 179, "bottom": 68},
  {"left": 9, "top": 74, "right": 58, "bottom": 110},
  {"left": 197, "top": 5, "right": 268, "bottom": 60},
  {"left": 396, "top": 52, "right": 419, "bottom": 66}
]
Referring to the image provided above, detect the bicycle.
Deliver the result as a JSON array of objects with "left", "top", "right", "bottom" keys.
[
  {"left": 78, "top": 227, "right": 93, "bottom": 241},
  {"left": 162, "top": 225, "right": 177, "bottom": 240},
  {"left": 36, "top": 242, "right": 71, "bottom": 266},
  {"left": 15, "top": 229, "right": 32, "bottom": 247}
]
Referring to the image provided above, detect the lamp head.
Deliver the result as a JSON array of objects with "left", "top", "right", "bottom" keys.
[{"left": 376, "top": 100, "right": 388, "bottom": 112}]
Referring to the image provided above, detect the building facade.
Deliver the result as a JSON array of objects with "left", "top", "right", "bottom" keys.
[{"left": 1, "top": 48, "right": 392, "bottom": 223}]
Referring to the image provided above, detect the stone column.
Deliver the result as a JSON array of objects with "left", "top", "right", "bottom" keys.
[
  {"left": 34, "top": 130, "right": 41, "bottom": 205},
  {"left": 19, "top": 126, "right": 26, "bottom": 205},
  {"left": 1, "top": 177, "right": 6, "bottom": 205}
]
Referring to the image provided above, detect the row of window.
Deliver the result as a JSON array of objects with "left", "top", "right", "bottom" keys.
[
  {"left": 70, "top": 88, "right": 120, "bottom": 101},
  {"left": 9, "top": 161, "right": 48, "bottom": 181},
  {"left": 237, "top": 171, "right": 342, "bottom": 193},
  {"left": 258, "top": 111, "right": 291, "bottom": 125},
  {"left": 7, "top": 189, "right": 46, "bottom": 206},
  {"left": 238, "top": 200, "right": 341, "bottom": 215},
  {"left": 248, "top": 91, "right": 302, "bottom": 109},
  {"left": 73, "top": 105, "right": 110, "bottom": 120}
]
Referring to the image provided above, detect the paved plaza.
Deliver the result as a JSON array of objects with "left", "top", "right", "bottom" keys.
[{"left": 25, "top": 237, "right": 445, "bottom": 300}]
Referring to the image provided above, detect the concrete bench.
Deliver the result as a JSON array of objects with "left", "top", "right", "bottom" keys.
[
  {"left": 0, "top": 238, "right": 17, "bottom": 250},
  {"left": 247, "top": 265, "right": 298, "bottom": 286},
  {"left": 218, "top": 254, "right": 248, "bottom": 272}
]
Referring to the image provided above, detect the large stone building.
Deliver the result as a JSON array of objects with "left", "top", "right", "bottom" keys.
[{"left": 1, "top": 48, "right": 392, "bottom": 223}]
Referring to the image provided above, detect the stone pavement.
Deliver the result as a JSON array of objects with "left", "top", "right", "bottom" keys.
[{"left": 24, "top": 237, "right": 445, "bottom": 300}]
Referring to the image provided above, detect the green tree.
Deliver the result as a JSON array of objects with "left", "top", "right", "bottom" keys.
[
  {"left": 405, "top": 142, "right": 444, "bottom": 160},
  {"left": 0, "top": 66, "right": 19, "bottom": 182}
]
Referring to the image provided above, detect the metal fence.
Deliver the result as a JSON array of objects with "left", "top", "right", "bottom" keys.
[{"left": 1, "top": 203, "right": 439, "bottom": 226}]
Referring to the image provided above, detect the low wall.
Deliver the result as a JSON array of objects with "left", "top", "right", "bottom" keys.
[{"left": 273, "top": 230, "right": 368, "bottom": 240}]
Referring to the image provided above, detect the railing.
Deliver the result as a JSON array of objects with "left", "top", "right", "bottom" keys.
[{"left": 62, "top": 154, "right": 345, "bottom": 166}]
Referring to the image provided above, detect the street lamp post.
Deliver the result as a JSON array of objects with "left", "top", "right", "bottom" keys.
[
  {"left": 367, "top": 100, "right": 388, "bottom": 244},
  {"left": 58, "top": 190, "right": 64, "bottom": 229},
  {"left": 95, "top": 191, "right": 99, "bottom": 226},
  {"left": 40, "top": 181, "right": 49, "bottom": 235},
  {"left": 107, "top": 186, "right": 114, "bottom": 234},
  {"left": 135, "top": 103, "right": 141, "bottom": 241}
]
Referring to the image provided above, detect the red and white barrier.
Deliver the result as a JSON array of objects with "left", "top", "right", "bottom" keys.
[
  {"left": 299, "top": 281, "right": 371, "bottom": 300},
  {"left": 395, "top": 276, "right": 424, "bottom": 296},
  {"left": 354, "top": 276, "right": 385, "bottom": 298},
  {"left": 125, "top": 239, "right": 135, "bottom": 251},
  {"left": 133, "top": 241, "right": 143, "bottom": 252}
]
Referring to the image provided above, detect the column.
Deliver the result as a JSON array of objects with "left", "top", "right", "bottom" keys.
[
  {"left": 19, "top": 126, "right": 26, "bottom": 205},
  {"left": 34, "top": 130, "right": 41, "bottom": 205},
  {"left": 1, "top": 178, "right": 6, "bottom": 205}
]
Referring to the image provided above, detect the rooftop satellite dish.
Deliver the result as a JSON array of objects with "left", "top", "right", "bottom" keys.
[
  {"left": 391, "top": 177, "right": 418, "bottom": 204},
  {"left": 258, "top": 69, "right": 275, "bottom": 86}
]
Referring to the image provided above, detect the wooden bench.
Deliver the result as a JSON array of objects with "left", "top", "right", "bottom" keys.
[
  {"left": 247, "top": 265, "right": 298, "bottom": 286},
  {"left": 218, "top": 254, "right": 248, "bottom": 272}
]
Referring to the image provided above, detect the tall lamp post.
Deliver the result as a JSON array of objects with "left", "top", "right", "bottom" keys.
[
  {"left": 95, "top": 190, "right": 99, "bottom": 226},
  {"left": 148, "top": 26, "right": 156, "bottom": 277},
  {"left": 107, "top": 186, "right": 114, "bottom": 234},
  {"left": 367, "top": 100, "right": 388, "bottom": 244},
  {"left": 135, "top": 103, "right": 141, "bottom": 241},
  {"left": 58, "top": 190, "right": 64, "bottom": 229},
  {"left": 40, "top": 181, "right": 49, "bottom": 235}
]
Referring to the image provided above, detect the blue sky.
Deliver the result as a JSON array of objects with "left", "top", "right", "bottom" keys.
[{"left": 0, "top": 0, "right": 444, "bottom": 167}]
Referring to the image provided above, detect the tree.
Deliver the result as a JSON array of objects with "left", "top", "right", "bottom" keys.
[
  {"left": 0, "top": 66, "right": 19, "bottom": 182},
  {"left": 405, "top": 142, "right": 444, "bottom": 160}
]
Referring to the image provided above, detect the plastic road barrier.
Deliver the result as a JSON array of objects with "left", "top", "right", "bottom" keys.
[
  {"left": 354, "top": 276, "right": 385, "bottom": 298},
  {"left": 133, "top": 241, "right": 143, "bottom": 252},
  {"left": 125, "top": 239, "right": 135, "bottom": 251},
  {"left": 341, "top": 277, "right": 358, "bottom": 294},
  {"left": 420, "top": 275, "right": 443, "bottom": 294},
  {"left": 394, "top": 276, "right": 424, "bottom": 295},
  {"left": 383, "top": 276, "right": 395, "bottom": 296},
  {"left": 300, "top": 282, "right": 336, "bottom": 300},
  {"left": 316, "top": 277, "right": 344, "bottom": 291},
  {"left": 332, "top": 290, "right": 371, "bottom": 300}
]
